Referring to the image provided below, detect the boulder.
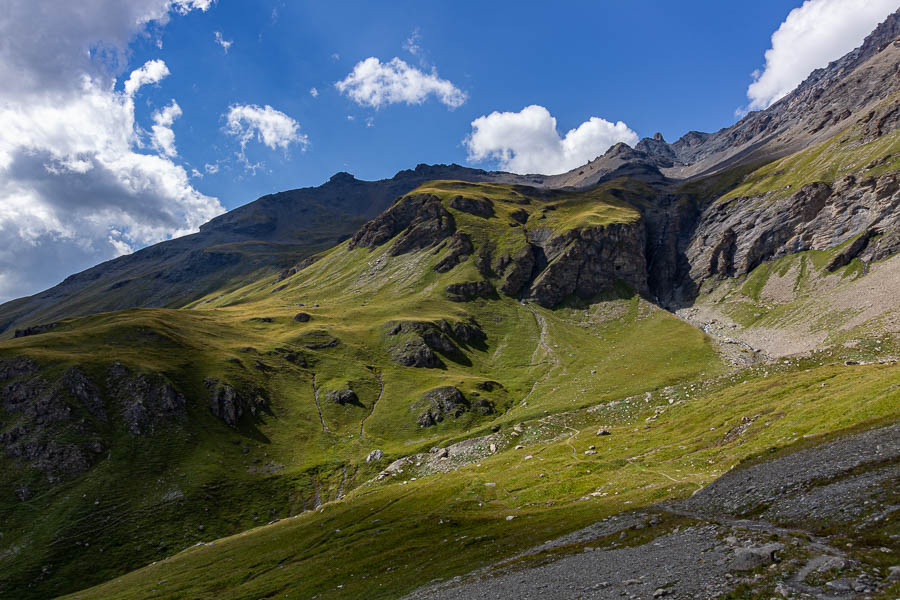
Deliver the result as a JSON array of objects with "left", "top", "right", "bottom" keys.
[
  {"left": 366, "top": 449, "right": 384, "bottom": 463},
  {"left": 417, "top": 386, "right": 470, "bottom": 427},
  {"left": 293, "top": 312, "right": 311, "bottom": 322},
  {"left": 730, "top": 544, "right": 783, "bottom": 571},
  {"left": 325, "top": 389, "right": 359, "bottom": 405}
]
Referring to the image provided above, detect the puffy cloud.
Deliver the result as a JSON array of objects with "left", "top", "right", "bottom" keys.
[
  {"left": 335, "top": 57, "right": 466, "bottom": 109},
  {"left": 746, "top": 0, "right": 898, "bottom": 110},
  {"left": 0, "top": 0, "right": 222, "bottom": 302},
  {"left": 124, "top": 59, "right": 170, "bottom": 96},
  {"left": 225, "top": 104, "right": 308, "bottom": 157},
  {"left": 309, "top": 87, "right": 319, "bottom": 98},
  {"left": 151, "top": 100, "right": 183, "bottom": 157},
  {"left": 214, "top": 30, "right": 232, "bottom": 53},
  {"left": 465, "top": 105, "right": 638, "bottom": 175}
]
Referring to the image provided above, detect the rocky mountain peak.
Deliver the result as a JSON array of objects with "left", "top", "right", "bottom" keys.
[{"left": 328, "top": 171, "right": 357, "bottom": 184}]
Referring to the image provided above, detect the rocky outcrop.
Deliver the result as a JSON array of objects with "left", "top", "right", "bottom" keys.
[
  {"left": 416, "top": 386, "right": 469, "bottom": 427},
  {"left": 349, "top": 193, "right": 456, "bottom": 256},
  {"left": 13, "top": 322, "right": 61, "bottom": 338},
  {"left": 448, "top": 195, "right": 494, "bottom": 218},
  {"left": 525, "top": 222, "right": 649, "bottom": 307},
  {"left": 0, "top": 356, "right": 38, "bottom": 381},
  {"left": 204, "top": 378, "right": 266, "bottom": 427},
  {"left": 434, "top": 232, "right": 474, "bottom": 273},
  {"left": 0, "top": 363, "right": 110, "bottom": 482},
  {"left": 451, "top": 320, "right": 487, "bottom": 346},
  {"left": 108, "top": 363, "right": 186, "bottom": 435},
  {"left": 416, "top": 386, "right": 493, "bottom": 427},
  {"left": 386, "top": 319, "right": 487, "bottom": 367},
  {"left": 445, "top": 280, "right": 497, "bottom": 302},
  {"left": 389, "top": 340, "right": 442, "bottom": 369},
  {"left": 686, "top": 173, "right": 900, "bottom": 286}
]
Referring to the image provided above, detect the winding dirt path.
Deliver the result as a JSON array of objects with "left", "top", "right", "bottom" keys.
[{"left": 508, "top": 305, "right": 561, "bottom": 414}]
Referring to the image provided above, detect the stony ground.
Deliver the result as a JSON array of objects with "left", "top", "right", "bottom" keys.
[{"left": 401, "top": 423, "right": 900, "bottom": 600}]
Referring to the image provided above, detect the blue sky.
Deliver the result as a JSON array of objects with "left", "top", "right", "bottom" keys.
[
  {"left": 134, "top": 0, "right": 798, "bottom": 204},
  {"left": 1, "top": 0, "right": 897, "bottom": 301}
]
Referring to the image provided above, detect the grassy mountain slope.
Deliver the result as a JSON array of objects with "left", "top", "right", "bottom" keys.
[
  {"left": 0, "top": 180, "right": 722, "bottom": 598},
  {"left": 60, "top": 353, "right": 899, "bottom": 600}
]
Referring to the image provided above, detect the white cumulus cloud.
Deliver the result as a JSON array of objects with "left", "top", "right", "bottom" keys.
[
  {"left": 465, "top": 105, "right": 638, "bottom": 175},
  {"left": 150, "top": 100, "right": 183, "bottom": 157},
  {"left": 309, "top": 87, "right": 319, "bottom": 98},
  {"left": 0, "top": 0, "right": 223, "bottom": 303},
  {"left": 225, "top": 104, "right": 308, "bottom": 164},
  {"left": 335, "top": 57, "right": 466, "bottom": 109},
  {"left": 123, "top": 59, "right": 170, "bottom": 96},
  {"left": 746, "top": 0, "right": 898, "bottom": 110}
]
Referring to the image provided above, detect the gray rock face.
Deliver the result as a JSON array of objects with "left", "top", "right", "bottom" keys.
[
  {"left": 0, "top": 362, "right": 110, "bottom": 482},
  {"left": 451, "top": 320, "right": 487, "bottom": 346},
  {"left": 434, "top": 232, "right": 474, "bottom": 273},
  {"left": 60, "top": 367, "right": 106, "bottom": 421},
  {"left": 526, "top": 221, "right": 649, "bottom": 307},
  {"left": 0, "top": 357, "right": 38, "bottom": 382},
  {"left": 495, "top": 245, "right": 535, "bottom": 297},
  {"left": 205, "top": 378, "right": 265, "bottom": 427},
  {"left": 349, "top": 193, "right": 456, "bottom": 256},
  {"left": 685, "top": 173, "right": 900, "bottom": 287},
  {"left": 365, "top": 449, "right": 383, "bottom": 463},
  {"left": 108, "top": 363, "right": 186, "bottom": 435},
  {"left": 445, "top": 280, "right": 496, "bottom": 302},
  {"left": 417, "top": 386, "right": 470, "bottom": 427}
]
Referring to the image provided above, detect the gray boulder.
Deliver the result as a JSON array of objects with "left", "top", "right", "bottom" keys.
[{"left": 417, "top": 386, "right": 469, "bottom": 427}]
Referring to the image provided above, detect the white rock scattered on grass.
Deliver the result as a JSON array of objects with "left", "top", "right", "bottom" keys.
[
  {"left": 505, "top": 515, "right": 516, "bottom": 521},
  {"left": 484, "top": 482, "right": 496, "bottom": 487},
  {"left": 489, "top": 443, "right": 497, "bottom": 453},
  {"left": 515, "top": 445, "right": 525, "bottom": 450}
]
